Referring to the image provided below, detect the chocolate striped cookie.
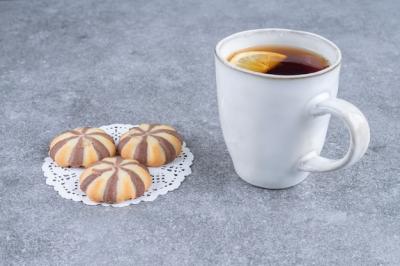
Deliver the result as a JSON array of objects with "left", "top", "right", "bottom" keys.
[
  {"left": 49, "top": 127, "right": 116, "bottom": 168},
  {"left": 80, "top": 157, "right": 152, "bottom": 203},
  {"left": 118, "top": 124, "right": 183, "bottom": 167}
]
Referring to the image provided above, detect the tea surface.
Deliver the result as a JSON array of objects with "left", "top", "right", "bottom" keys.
[{"left": 228, "top": 45, "right": 330, "bottom": 75}]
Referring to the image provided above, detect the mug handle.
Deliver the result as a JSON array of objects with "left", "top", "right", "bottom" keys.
[{"left": 298, "top": 93, "right": 370, "bottom": 172}]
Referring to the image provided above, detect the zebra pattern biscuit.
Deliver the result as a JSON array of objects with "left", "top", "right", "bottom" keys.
[
  {"left": 49, "top": 127, "right": 116, "bottom": 168},
  {"left": 80, "top": 157, "right": 152, "bottom": 203},
  {"left": 118, "top": 124, "right": 183, "bottom": 167}
]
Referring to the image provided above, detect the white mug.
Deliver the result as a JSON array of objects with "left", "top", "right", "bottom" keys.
[{"left": 215, "top": 29, "right": 370, "bottom": 189}]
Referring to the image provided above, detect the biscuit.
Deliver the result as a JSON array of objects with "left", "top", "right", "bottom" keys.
[
  {"left": 49, "top": 127, "right": 116, "bottom": 168},
  {"left": 80, "top": 157, "right": 152, "bottom": 203},
  {"left": 118, "top": 124, "right": 182, "bottom": 167}
]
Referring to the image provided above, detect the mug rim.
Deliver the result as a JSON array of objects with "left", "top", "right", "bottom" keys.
[{"left": 215, "top": 28, "right": 342, "bottom": 79}]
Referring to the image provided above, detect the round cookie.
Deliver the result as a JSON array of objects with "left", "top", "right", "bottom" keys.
[
  {"left": 118, "top": 124, "right": 183, "bottom": 167},
  {"left": 49, "top": 127, "right": 116, "bottom": 168},
  {"left": 80, "top": 157, "right": 152, "bottom": 203}
]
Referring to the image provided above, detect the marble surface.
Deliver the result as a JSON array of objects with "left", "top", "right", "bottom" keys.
[{"left": 1, "top": 0, "right": 399, "bottom": 265}]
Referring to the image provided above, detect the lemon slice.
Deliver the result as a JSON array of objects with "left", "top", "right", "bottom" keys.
[{"left": 229, "top": 51, "right": 287, "bottom": 73}]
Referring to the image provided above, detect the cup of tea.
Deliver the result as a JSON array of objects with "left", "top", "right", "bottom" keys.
[{"left": 215, "top": 28, "right": 370, "bottom": 189}]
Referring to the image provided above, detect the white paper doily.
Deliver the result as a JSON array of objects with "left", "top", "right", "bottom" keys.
[{"left": 42, "top": 124, "right": 194, "bottom": 207}]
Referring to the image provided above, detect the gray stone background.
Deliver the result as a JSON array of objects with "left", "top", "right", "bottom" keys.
[{"left": 1, "top": 0, "right": 399, "bottom": 265}]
